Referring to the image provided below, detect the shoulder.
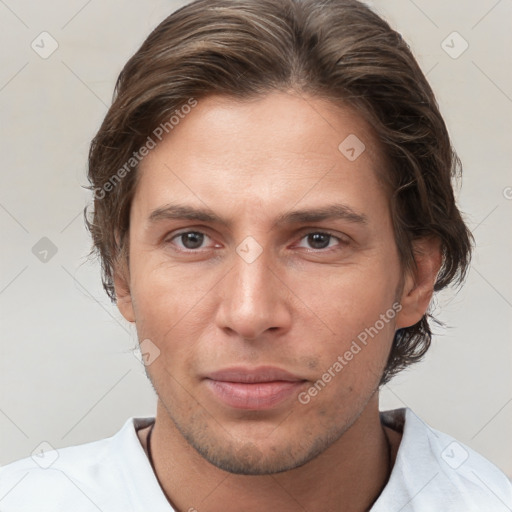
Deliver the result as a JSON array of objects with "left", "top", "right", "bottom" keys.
[
  {"left": 375, "top": 408, "right": 512, "bottom": 512},
  {"left": 0, "top": 417, "right": 154, "bottom": 512}
]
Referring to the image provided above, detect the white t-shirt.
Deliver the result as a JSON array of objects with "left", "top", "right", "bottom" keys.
[{"left": 1, "top": 408, "right": 511, "bottom": 511}]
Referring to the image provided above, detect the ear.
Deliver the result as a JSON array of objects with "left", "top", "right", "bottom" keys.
[
  {"left": 114, "top": 263, "right": 135, "bottom": 323},
  {"left": 112, "top": 232, "right": 136, "bottom": 323},
  {"left": 395, "top": 237, "right": 443, "bottom": 329}
]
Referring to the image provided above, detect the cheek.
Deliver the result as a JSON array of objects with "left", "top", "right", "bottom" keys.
[
  {"left": 129, "top": 238, "right": 400, "bottom": 385},
  {"left": 131, "top": 252, "right": 219, "bottom": 321},
  {"left": 297, "top": 322, "right": 393, "bottom": 420},
  {"left": 129, "top": 261, "right": 218, "bottom": 369},
  {"left": 288, "top": 265, "right": 398, "bottom": 384},
  {"left": 290, "top": 261, "right": 399, "bottom": 333}
]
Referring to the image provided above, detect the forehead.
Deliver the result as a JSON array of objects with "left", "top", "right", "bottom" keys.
[{"left": 134, "top": 91, "right": 387, "bottom": 221}]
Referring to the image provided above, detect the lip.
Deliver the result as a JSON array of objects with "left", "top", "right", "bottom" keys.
[
  {"left": 203, "top": 366, "right": 307, "bottom": 410},
  {"left": 205, "top": 366, "right": 304, "bottom": 383}
]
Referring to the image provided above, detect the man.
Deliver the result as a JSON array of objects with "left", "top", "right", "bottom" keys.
[{"left": 1, "top": 0, "right": 511, "bottom": 510}]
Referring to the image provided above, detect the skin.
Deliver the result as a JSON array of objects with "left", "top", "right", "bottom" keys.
[{"left": 115, "top": 91, "right": 442, "bottom": 512}]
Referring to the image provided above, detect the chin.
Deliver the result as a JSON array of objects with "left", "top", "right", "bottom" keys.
[{"left": 174, "top": 413, "right": 347, "bottom": 476}]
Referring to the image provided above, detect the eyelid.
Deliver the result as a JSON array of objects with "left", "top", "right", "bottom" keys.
[
  {"left": 294, "top": 229, "right": 348, "bottom": 251},
  {"left": 164, "top": 227, "right": 350, "bottom": 252},
  {"left": 166, "top": 228, "right": 218, "bottom": 251},
  {"left": 296, "top": 225, "right": 351, "bottom": 240}
]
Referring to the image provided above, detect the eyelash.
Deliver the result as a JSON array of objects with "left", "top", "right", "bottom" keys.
[{"left": 166, "top": 229, "right": 348, "bottom": 253}]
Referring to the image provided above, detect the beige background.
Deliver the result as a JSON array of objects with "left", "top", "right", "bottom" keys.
[{"left": 1, "top": 0, "right": 511, "bottom": 478}]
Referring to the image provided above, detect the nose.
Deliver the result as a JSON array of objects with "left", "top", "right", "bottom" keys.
[{"left": 214, "top": 245, "right": 292, "bottom": 341}]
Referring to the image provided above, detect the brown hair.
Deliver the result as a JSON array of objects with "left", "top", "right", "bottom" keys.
[{"left": 85, "top": 0, "right": 473, "bottom": 384}]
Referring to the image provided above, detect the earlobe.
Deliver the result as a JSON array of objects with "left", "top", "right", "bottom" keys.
[{"left": 395, "top": 237, "right": 443, "bottom": 329}]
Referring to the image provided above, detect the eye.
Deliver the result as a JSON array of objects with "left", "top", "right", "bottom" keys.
[
  {"left": 166, "top": 230, "right": 346, "bottom": 253},
  {"left": 296, "top": 232, "right": 343, "bottom": 251},
  {"left": 170, "top": 231, "right": 213, "bottom": 250}
]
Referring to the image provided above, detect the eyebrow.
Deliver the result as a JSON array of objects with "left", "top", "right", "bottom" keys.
[{"left": 148, "top": 203, "right": 368, "bottom": 227}]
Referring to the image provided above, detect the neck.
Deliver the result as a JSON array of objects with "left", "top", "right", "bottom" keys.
[{"left": 144, "top": 393, "right": 397, "bottom": 512}]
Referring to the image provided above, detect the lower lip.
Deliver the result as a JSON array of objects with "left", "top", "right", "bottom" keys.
[{"left": 205, "top": 379, "right": 306, "bottom": 410}]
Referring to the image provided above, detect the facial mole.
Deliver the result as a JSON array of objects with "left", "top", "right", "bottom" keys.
[{"left": 307, "top": 359, "right": 319, "bottom": 370}]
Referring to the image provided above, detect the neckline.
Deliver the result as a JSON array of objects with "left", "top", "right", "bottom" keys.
[{"left": 146, "top": 422, "right": 156, "bottom": 470}]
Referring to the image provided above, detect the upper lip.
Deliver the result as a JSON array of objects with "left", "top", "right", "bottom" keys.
[{"left": 204, "top": 366, "right": 305, "bottom": 383}]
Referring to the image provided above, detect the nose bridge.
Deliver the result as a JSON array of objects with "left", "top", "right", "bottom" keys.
[
  {"left": 216, "top": 241, "right": 290, "bottom": 339},
  {"left": 234, "top": 247, "right": 272, "bottom": 305}
]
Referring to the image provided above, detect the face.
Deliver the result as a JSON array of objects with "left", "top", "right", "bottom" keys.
[{"left": 117, "top": 91, "right": 418, "bottom": 475}]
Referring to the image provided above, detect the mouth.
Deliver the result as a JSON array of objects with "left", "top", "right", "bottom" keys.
[{"left": 203, "top": 366, "right": 308, "bottom": 410}]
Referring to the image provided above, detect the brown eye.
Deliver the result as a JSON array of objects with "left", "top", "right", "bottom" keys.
[
  {"left": 172, "top": 231, "right": 208, "bottom": 250},
  {"left": 306, "top": 233, "right": 332, "bottom": 249},
  {"left": 297, "top": 232, "right": 340, "bottom": 250}
]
